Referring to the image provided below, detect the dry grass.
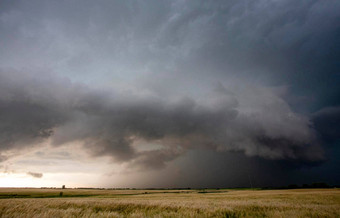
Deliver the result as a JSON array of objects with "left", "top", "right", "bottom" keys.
[{"left": 0, "top": 188, "right": 339, "bottom": 217}]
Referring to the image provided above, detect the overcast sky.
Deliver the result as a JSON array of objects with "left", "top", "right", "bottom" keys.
[{"left": 0, "top": 0, "right": 339, "bottom": 188}]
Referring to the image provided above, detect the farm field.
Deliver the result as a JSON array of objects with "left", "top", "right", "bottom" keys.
[{"left": 0, "top": 188, "right": 339, "bottom": 217}]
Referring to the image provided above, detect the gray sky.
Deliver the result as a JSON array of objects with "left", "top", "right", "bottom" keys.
[{"left": 0, "top": 0, "right": 339, "bottom": 188}]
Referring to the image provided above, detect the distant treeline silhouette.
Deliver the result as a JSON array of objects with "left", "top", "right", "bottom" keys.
[
  {"left": 39, "top": 182, "right": 338, "bottom": 190},
  {"left": 262, "top": 182, "right": 337, "bottom": 190}
]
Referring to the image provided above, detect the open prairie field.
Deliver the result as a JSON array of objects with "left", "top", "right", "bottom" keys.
[{"left": 0, "top": 188, "right": 339, "bottom": 217}]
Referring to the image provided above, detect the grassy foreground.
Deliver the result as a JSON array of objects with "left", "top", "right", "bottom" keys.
[{"left": 0, "top": 188, "right": 339, "bottom": 217}]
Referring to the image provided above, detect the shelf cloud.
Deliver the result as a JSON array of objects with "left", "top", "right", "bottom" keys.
[{"left": 0, "top": 70, "right": 325, "bottom": 169}]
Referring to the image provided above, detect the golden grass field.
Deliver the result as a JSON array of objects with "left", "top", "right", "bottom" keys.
[{"left": 0, "top": 188, "right": 339, "bottom": 217}]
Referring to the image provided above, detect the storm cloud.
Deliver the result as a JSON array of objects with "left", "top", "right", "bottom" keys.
[
  {"left": 0, "top": 70, "right": 324, "bottom": 169},
  {"left": 0, "top": 0, "right": 339, "bottom": 185},
  {"left": 312, "top": 107, "right": 340, "bottom": 144}
]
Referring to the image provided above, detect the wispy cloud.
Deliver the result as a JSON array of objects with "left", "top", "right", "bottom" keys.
[{"left": 27, "top": 172, "right": 43, "bottom": 178}]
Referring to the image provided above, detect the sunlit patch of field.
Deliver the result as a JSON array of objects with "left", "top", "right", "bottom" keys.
[{"left": 0, "top": 188, "right": 339, "bottom": 217}]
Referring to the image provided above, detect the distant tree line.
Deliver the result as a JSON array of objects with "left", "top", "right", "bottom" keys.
[
  {"left": 40, "top": 183, "right": 338, "bottom": 190},
  {"left": 262, "top": 182, "right": 337, "bottom": 190}
]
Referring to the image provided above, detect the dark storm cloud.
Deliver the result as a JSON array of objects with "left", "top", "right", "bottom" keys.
[
  {"left": 312, "top": 107, "right": 340, "bottom": 144},
  {"left": 0, "top": 70, "right": 324, "bottom": 169},
  {"left": 171, "top": 149, "right": 331, "bottom": 188},
  {"left": 1, "top": 0, "right": 338, "bottom": 97},
  {"left": 0, "top": 0, "right": 339, "bottom": 180},
  {"left": 128, "top": 149, "right": 184, "bottom": 170},
  {"left": 27, "top": 171, "right": 43, "bottom": 178}
]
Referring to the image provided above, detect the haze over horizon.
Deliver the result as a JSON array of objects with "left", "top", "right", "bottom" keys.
[{"left": 0, "top": 0, "right": 339, "bottom": 188}]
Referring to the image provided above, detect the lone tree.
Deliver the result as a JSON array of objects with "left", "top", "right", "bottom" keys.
[{"left": 62, "top": 185, "right": 65, "bottom": 189}]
